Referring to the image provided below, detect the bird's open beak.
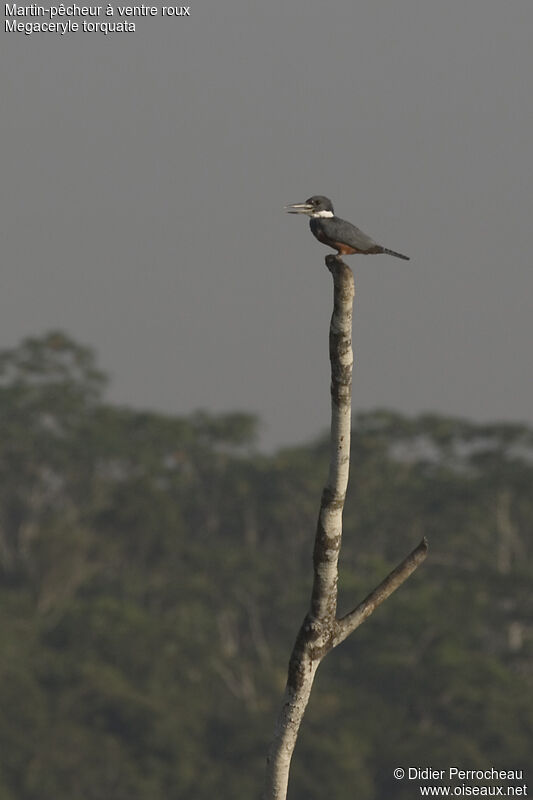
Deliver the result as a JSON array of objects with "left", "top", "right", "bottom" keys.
[{"left": 284, "top": 202, "right": 314, "bottom": 215}]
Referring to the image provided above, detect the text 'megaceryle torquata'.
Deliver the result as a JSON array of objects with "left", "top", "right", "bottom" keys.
[{"left": 285, "top": 195, "right": 410, "bottom": 260}]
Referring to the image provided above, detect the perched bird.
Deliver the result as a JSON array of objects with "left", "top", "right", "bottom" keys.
[{"left": 285, "top": 195, "right": 409, "bottom": 260}]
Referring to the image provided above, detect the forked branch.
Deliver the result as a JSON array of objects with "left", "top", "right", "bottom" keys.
[{"left": 262, "top": 255, "right": 428, "bottom": 800}]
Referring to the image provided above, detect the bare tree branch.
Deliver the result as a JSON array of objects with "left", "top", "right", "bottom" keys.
[
  {"left": 311, "top": 255, "right": 354, "bottom": 622},
  {"left": 333, "top": 537, "right": 429, "bottom": 647},
  {"left": 262, "top": 255, "right": 427, "bottom": 800}
]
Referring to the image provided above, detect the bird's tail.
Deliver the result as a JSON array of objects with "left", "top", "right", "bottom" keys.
[{"left": 382, "top": 247, "right": 410, "bottom": 261}]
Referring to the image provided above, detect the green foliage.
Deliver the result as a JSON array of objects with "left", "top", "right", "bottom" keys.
[{"left": 0, "top": 334, "right": 531, "bottom": 799}]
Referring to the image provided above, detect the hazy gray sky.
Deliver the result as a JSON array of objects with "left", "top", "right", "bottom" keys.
[{"left": 2, "top": 0, "right": 532, "bottom": 448}]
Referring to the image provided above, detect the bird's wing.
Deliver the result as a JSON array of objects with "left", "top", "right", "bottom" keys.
[{"left": 333, "top": 217, "right": 378, "bottom": 251}]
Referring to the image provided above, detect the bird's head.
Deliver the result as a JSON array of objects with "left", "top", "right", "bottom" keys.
[{"left": 284, "top": 195, "right": 335, "bottom": 218}]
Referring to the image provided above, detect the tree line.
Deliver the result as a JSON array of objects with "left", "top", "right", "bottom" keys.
[{"left": 0, "top": 332, "right": 531, "bottom": 800}]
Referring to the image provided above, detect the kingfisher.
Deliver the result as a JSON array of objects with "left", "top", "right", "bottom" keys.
[{"left": 285, "top": 195, "right": 409, "bottom": 260}]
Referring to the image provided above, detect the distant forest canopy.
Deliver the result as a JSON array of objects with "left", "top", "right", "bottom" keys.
[{"left": 0, "top": 332, "right": 531, "bottom": 800}]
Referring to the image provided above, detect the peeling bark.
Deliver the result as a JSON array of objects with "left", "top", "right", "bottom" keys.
[{"left": 262, "top": 255, "right": 428, "bottom": 800}]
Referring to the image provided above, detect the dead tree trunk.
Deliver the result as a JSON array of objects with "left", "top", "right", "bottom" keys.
[{"left": 262, "top": 254, "right": 428, "bottom": 800}]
